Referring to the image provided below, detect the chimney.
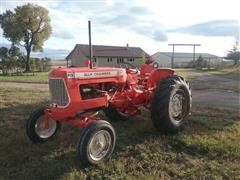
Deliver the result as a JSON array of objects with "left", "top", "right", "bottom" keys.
[{"left": 126, "top": 43, "right": 129, "bottom": 47}]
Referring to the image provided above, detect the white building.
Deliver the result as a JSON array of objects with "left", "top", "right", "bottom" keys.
[{"left": 152, "top": 52, "right": 222, "bottom": 68}]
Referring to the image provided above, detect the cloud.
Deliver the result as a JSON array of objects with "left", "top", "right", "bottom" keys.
[
  {"left": 128, "top": 6, "right": 153, "bottom": 15},
  {"left": 153, "top": 29, "right": 168, "bottom": 41},
  {"left": 170, "top": 20, "right": 239, "bottom": 39},
  {"left": 49, "top": 9, "right": 86, "bottom": 40},
  {"left": 2, "top": 1, "right": 168, "bottom": 42},
  {"left": 1, "top": 0, "right": 59, "bottom": 11},
  {"left": 130, "top": 24, "right": 168, "bottom": 42},
  {"left": 49, "top": 1, "right": 167, "bottom": 41},
  {"left": 83, "top": 2, "right": 168, "bottom": 42},
  {"left": 52, "top": 30, "right": 75, "bottom": 39},
  {"left": 102, "top": 15, "right": 138, "bottom": 26}
]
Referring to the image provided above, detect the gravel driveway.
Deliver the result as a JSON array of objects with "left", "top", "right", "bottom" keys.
[
  {"left": 189, "top": 71, "right": 239, "bottom": 109},
  {"left": 192, "top": 89, "right": 239, "bottom": 108}
]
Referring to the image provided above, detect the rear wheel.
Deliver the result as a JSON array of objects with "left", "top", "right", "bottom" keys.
[
  {"left": 77, "top": 120, "right": 116, "bottom": 166},
  {"left": 151, "top": 75, "right": 191, "bottom": 133},
  {"left": 26, "top": 106, "right": 61, "bottom": 143}
]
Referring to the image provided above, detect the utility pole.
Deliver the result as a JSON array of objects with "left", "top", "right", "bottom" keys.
[
  {"left": 171, "top": 45, "right": 175, "bottom": 68},
  {"left": 193, "top": 45, "right": 195, "bottom": 67}
]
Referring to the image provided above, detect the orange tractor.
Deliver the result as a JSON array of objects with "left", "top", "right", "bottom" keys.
[{"left": 26, "top": 22, "right": 191, "bottom": 166}]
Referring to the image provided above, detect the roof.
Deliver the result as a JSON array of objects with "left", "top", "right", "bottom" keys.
[
  {"left": 66, "top": 44, "right": 148, "bottom": 59},
  {"left": 152, "top": 52, "right": 220, "bottom": 59}
]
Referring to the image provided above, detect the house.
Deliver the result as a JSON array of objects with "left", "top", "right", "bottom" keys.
[
  {"left": 66, "top": 44, "right": 149, "bottom": 67},
  {"left": 151, "top": 52, "right": 222, "bottom": 68}
]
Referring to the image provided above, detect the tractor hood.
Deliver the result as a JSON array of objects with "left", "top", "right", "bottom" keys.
[{"left": 48, "top": 67, "right": 127, "bottom": 80}]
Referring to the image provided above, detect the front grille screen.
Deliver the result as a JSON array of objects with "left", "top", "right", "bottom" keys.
[{"left": 49, "top": 79, "right": 69, "bottom": 107}]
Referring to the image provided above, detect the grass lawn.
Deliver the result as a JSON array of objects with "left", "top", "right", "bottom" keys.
[
  {"left": 0, "top": 72, "right": 48, "bottom": 84},
  {"left": 174, "top": 68, "right": 195, "bottom": 81},
  {"left": 0, "top": 87, "right": 239, "bottom": 179},
  {"left": 201, "top": 66, "right": 240, "bottom": 81}
]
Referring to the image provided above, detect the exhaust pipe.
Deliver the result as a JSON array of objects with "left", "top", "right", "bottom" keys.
[{"left": 88, "top": 20, "right": 93, "bottom": 69}]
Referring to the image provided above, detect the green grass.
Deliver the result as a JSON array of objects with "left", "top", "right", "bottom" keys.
[
  {"left": 0, "top": 72, "right": 48, "bottom": 84},
  {"left": 201, "top": 66, "right": 240, "bottom": 81},
  {"left": 174, "top": 68, "right": 195, "bottom": 81},
  {"left": 0, "top": 86, "right": 239, "bottom": 179}
]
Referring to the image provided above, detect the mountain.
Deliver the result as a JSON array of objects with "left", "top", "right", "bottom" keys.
[
  {"left": 0, "top": 43, "right": 70, "bottom": 60},
  {"left": 30, "top": 49, "right": 70, "bottom": 59}
]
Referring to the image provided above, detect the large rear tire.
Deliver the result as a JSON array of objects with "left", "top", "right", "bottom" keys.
[
  {"left": 26, "top": 106, "right": 61, "bottom": 143},
  {"left": 77, "top": 120, "right": 116, "bottom": 166},
  {"left": 151, "top": 75, "right": 192, "bottom": 133}
]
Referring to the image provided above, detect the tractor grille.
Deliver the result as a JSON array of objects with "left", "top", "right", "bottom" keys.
[{"left": 49, "top": 78, "right": 69, "bottom": 107}]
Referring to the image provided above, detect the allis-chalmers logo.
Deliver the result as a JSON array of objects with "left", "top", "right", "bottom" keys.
[
  {"left": 67, "top": 71, "right": 120, "bottom": 79},
  {"left": 84, "top": 71, "right": 111, "bottom": 77}
]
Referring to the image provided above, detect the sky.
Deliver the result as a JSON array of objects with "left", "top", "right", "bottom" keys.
[{"left": 1, "top": 0, "right": 239, "bottom": 58}]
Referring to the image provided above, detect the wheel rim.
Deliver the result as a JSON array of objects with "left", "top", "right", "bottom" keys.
[
  {"left": 169, "top": 91, "right": 186, "bottom": 121},
  {"left": 88, "top": 130, "right": 112, "bottom": 161},
  {"left": 35, "top": 117, "right": 57, "bottom": 139}
]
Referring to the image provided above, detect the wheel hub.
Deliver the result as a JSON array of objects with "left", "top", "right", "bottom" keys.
[
  {"left": 35, "top": 117, "right": 57, "bottom": 138},
  {"left": 89, "top": 130, "right": 111, "bottom": 161},
  {"left": 170, "top": 94, "right": 183, "bottom": 118}
]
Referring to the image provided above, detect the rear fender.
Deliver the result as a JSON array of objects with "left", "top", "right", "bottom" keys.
[{"left": 147, "top": 68, "right": 174, "bottom": 89}]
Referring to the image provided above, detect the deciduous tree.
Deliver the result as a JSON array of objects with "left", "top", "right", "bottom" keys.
[
  {"left": 0, "top": 3, "right": 52, "bottom": 71},
  {"left": 226, "top": 41, "right": 240, "bottom": 65},
  {"left": 0, "top": 46, "right": 22, "bottom": 74}
]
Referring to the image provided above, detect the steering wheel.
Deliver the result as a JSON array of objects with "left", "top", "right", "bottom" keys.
[{"left": 119, "top": 62, "right": 139, "bottom": 74}]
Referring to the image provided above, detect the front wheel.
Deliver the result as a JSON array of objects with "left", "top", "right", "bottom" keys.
[
  {"left": 77, "top": 120, "right": 116, "bottom": 166},
  {"left": 26, "top": 106, "right": 61, "bottom": 143},
  {"left": 151, "top": 75, "right": 192, "bottom": 133}
]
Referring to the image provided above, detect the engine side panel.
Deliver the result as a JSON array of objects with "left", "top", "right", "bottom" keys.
[{"left": 47, "top": 67, "right": 127, "bottom": 120}]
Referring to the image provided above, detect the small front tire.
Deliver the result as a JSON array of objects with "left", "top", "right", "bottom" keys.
[
  {"left": 26, "top": 106, "right": 60, "bottom": 143},
  {"left": 77, "top": 120, "right": 116, "bottom": 166}
]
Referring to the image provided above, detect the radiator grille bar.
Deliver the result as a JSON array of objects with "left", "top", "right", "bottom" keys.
[{"left": 49, "top": 79, "right": 69, "bottom": 107}]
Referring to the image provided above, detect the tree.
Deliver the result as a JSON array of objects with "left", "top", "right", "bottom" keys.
[
  {"left": 0, "top": 3, "right": 52, "bottom": 71},
  {"left": 42, "top": 57, "right": 51, "bottom": 71},
  {"left": 34, "top": 58, "right": 41, "bottom": 71},
  {"left": 225, "top": 41, "right": 240, "bottom": 65},
  {"left": 9, "top": 46, "right": 22, "bottom": 72},
  {"left": 196, "top": 55, "right": 204, "bottom": 69},
  {"left": 0, "top": 46, "right": 23, "bottom": 74},
  {"left": 0, "top": 47, "right": 9, "bottom": 74},
  {"left": 141, "top": 52, "right": 146, "bottom": 65}
]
